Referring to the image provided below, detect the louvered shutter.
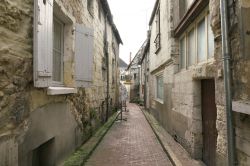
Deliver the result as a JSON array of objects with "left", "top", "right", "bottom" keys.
[
  {"left": 33, "top": 0, "right": 53, "bottom": 87},
  {"left": 75, "top": 24, "right": 94, "bottom": 87}
]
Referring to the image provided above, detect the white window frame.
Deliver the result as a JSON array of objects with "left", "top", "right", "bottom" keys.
[
  {"left": 179, "top": 35, "right": 186, "bottom": 70},
  {"left": 154, "top": 6, "right": 161, "bottom": 53},
  {"left": 52, "top": 16, "right": 64, "bottom": 86},
  {"left": 33, "top": 0, "right": 77, "bottom": 95},
  {"left": 187, "top": 27, "right": 196, "bottom": 67},
  {"left": 178, "top": 9, "right": 214, "bottom": 71},
  {"left": 155, "top": 73, "right": 164, "bottom": 103}
]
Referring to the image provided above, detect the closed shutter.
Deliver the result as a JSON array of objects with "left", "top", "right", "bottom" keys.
[
  {"left": 75, "top": 24, "right": 94, "bottom": 87},
  {"left": 33, "top": 0, "right": 53, "bottom": 87}
]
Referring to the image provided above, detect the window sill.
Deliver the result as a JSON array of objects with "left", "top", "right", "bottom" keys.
[
  {"left": 232, "top": 100, "right": 250, "bottom": 115},
  {"left": 47, "top": 87, "right": 77, "bottom": 95},
  {"left": 154, "top": 98, "right": 164, "bottom": 104}
]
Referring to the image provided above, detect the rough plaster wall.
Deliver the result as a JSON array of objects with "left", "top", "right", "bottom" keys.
[{"left": 0, "top": 0, "right": 120, "bottom": 164}]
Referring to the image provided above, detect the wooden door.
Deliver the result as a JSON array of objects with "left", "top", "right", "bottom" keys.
[{"left": 201, "top": 79, "right": 217, "bottom": 166}]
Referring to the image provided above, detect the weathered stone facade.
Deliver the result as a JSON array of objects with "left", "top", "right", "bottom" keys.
[
  {"left": 145, "top": 0, "right": 250, "bottom": 165},
  {"left": 0, "top": 0, "right": 122, "bottom": 165}
]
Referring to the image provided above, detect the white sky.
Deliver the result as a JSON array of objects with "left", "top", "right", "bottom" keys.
[{"left": 107, "top": 0, "right": 155, "bottom": 64}]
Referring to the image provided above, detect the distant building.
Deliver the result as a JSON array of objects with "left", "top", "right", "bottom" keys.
[
  {"left": 139, "top": 37, "right": 150, "bottom": 108},
  {"left": 126, "top": 42, "right": 147, "bottom": 103},
  {"left": 119, "top": 58, "right": 128, "bottom": 84}
]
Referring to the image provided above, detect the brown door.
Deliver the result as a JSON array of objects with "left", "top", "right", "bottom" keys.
[{"left": 201, "top": 79, "right": 217, "bottom": 166}]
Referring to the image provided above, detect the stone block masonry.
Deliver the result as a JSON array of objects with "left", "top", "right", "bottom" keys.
[{"left": 0, "top": 0, "right": 122, "bottom": 165}]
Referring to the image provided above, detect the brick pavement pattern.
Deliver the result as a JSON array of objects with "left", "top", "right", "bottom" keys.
[{"left": 85, "top": 103, "right": 173, "bottom": 166}]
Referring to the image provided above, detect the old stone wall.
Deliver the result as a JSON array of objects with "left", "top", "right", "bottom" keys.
[
  {"left": 0, "top": 0, "right": 120, "bottom": 165},
  {"left": 231, "top": 0, "right": 250, "bottom": 165},
  {"left": 210, "top": 0, "right": 250, "bottom": 165}
]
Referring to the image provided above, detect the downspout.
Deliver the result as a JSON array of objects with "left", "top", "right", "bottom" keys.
[
  {"left": 220, "top": 0, "right": 236, "bottom": 165},
  {"left": 104, "top": 14, "right": 109, "bottom": 122}
]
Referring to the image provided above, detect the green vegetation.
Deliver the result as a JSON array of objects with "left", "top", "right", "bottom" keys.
[{"left": 63, "top": 111, "right": 120, "bottom": 166}]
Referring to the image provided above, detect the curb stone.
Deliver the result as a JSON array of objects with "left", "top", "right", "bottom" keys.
[{"left": 140, "top": 106, "right": 204, "bottom": 166}]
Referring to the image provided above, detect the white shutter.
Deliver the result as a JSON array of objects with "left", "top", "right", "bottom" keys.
[
  {"left": 33, "top": 0, "right": 53, "bottom": 87},
  {"left": 75, "top": 24, "right": 94, "bottom": 87}
]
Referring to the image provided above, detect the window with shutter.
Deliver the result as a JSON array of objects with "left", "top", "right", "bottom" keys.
[
  {"left": 34, "top": 0, "right": 77, "bottom": 95},
  {"left": 75, "top": 24, "right": 94, "bottom": 87},
  {"left": 33, "top": 0, "right": 53, "bottom": 87}
]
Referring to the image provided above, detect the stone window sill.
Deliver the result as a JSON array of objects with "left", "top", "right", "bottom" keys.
[
  {"left": 232, "top": 100, "right": 250, "bottom": 115},
  {"left": 47, "top": 87, "right": 77, "bottom": 95},
  {"left": 154, "top": 98, "right": 164, "bottom": 104}
]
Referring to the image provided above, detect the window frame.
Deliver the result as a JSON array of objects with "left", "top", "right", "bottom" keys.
[
  {"left": 178, "top": 9, "right": 214, "bottom": 71},
  {"left": 179, "top": 35, "right": 186, "bottom": 70},
  {"left": 196, "top": 16, "right": 207, "bottom": 63},
  {"left": 155, "top": 73, "right": 164, "bottom": 102},
  {"left": 154, "top": 5, "right": 161, "bottom": 53},
  {"left": 187, "top": 26, "right": 196, "bottom": 67},
  {"left": 52, "top": 16, "right": 64, "bottom": 86},
  {"left": 87, "top": 0, "right": 94, "bottom": 17}
]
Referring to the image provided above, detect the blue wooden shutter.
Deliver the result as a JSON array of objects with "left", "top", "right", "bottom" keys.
[
  {"left": 33, "top": 0, "right": 53, "bottom": 87},
  {"left": 75, "top": 24, "right": 94, "bottom": 87}
]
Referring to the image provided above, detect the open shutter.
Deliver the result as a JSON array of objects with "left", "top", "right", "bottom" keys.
[
  {"left": 75, "top": 24, "right": 94, "bottom": 87},
  {"left": 33, "top": 0, "right": 53, "bottom": 87}
]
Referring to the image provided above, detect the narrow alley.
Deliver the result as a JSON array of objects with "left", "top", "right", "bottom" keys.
[
  {"left": 85, "top": 103, "right": 173, "bottom": 166},
  {"left": 1, "top": 0, "right": 250, "bottom": 165}
]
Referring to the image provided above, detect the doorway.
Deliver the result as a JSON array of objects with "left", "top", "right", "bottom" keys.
[
  {"left": 201, "top": 79, "right": 217, "bottom": 166},
  {"left": 32, "top": 138, "right": 55, "bottom": 166}
]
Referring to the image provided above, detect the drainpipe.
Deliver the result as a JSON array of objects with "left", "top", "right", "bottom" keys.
[
  {"left": 220, "top": 0, "right": 236, "bottom": 165},
  {"left": 104, "top": 14, "right": 109, "bottom": 122}
]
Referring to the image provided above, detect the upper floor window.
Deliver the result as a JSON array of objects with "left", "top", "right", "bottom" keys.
[
  {"left": 98, "top": 0, "right": 102, "bottom": 21},
  {"left": 87, "top": 0, "right": 94, "bottom": 16},
  {"left": 34, "top": 0, "right": 94, "bottom": 91},
  {"left": 180, "top": 37, "right": 186, "bottom": 69},
  {"left": 53, "top": 16, "right": 64, "bottom": 85},
  {"left": 185, "top": 0, "right": 194, "bottom": 10},
  {"left": 179, "top": 0, "right": 195, "bottom": 18},
  {"left": 154, "top": 6, "right": 161, "bottom": 53},
  {"left": 179, "top": 11, "right": 214, "bottom": 70}
]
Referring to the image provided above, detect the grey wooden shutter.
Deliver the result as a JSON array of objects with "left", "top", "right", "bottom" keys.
[
  {"left": 75, "top": 24, "right": 94, "bottom": 87},
  {"left": 33, "top": 0, "right": 53, "bottom": 87}
]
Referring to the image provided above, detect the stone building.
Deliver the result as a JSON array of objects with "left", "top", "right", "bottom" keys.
[
  {"left": 126, "top": 42, "right": 146, "bottom": 103},
  {"left": 146, "top": 0, "right": 250, "bottom": 165},
  {"left": 0, "top": 0, "right": 122, "bottom": 165},
  {"left": 139, "top": 38, "right": 150, "bottom": 108},
  {"left": 119, "top": 58, "right": 127, "bottom": 84}
]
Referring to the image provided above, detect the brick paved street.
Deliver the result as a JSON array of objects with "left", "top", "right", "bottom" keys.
[{"left": 85, "top": 103, "right": 173, "bottom": 166}]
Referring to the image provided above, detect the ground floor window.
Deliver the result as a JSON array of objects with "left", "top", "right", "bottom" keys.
[{"left": 156, "top": 74, "right": 164, "bottom": 100}]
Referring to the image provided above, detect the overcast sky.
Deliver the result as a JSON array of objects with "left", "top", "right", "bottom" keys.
[{"left": 107, "top": 0, "right": 155, "bottom": 64}]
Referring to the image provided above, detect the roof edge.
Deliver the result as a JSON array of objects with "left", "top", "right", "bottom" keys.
[
  {"left": 101, "top": 0, "right": 123, "bottom": 44},
  {"left": 149, "top": 0, "right": 160, "bottom": 25}
]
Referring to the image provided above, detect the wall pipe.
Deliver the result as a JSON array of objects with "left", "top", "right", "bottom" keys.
[{"left": 220, "top": 0, "right": 236, "bottom": 165}]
